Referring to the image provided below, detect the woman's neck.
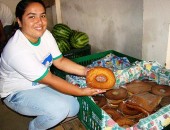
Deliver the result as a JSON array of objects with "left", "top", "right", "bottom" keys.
[{"left": 29, "top": 37, "right": 41, "bottom": 45}]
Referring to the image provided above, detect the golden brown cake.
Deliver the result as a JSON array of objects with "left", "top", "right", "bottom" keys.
[
  {"left": 115, "top": 117, "right": 136, "bottom": 128},
  {"left": 125, "top": 80, "right": 152, "bottom": 95},
  {"left": 104, "top": 87, "right": 128, "bottom": 100},
  {"left": 118, "top": 101, "right": 141, "bottom": 116},
  {"left": 86, "top": 67, "right": 116, "bottom": 89},
  {"left": 102, "top": 106, "right": 123, "bottom": 121},
  {"left": 151, "top": 85, "right": 170, "bottom": 97},
  {"left": 92, "top": 95, "right": 107, "bottom": 108},
  {"left": 160, "top": 96, "right": 170, "bottom": 107},
  {"left": 126, "top": 92, "right": 162, "bottom": 115}
]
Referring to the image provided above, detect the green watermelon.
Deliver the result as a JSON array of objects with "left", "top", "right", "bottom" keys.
[
  {"left": 56, "top": 38, "right": 71, "bottom": 53},
  {"left": 70, "top": 31, "right": 89, "bottom": 48},
  {"left": 52, "top": 23, "right": 72, "bottom": 40}
]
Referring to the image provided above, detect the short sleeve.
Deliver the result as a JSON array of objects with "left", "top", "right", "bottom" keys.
[
  {"left": 8, "top": 51, "right": 48, "bottom": 82},
  {"left": 42, "top": 30, "right": 62, "bottom": 59}
]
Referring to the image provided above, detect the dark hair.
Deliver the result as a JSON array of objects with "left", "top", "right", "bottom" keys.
[{"left": 15, "top": 0, "right": 46, "bottom": 21}]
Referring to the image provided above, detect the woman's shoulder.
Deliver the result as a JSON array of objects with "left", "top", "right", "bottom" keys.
[
  {"left": 4, "top": 30, "right": 28, "bottom": 51},
  {"left": 42, "top": 29, "right": 55, "bottom": 41},
  {"left": 9, "top": 30, "right": 26, "bottom": 43},
  {"left": 43, "top": 29, "right": 53, "bottom": 36}
]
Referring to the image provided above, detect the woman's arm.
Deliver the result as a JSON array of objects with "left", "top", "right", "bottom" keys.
[
  {"left": 53, "top": 56, "right": 87, "bottom": 76},
  {"left": 39, "top": 71, "right": 105, "bottom": 96},
  {"left": 39, "top": 56, "right": 105, "bottom": 96}
]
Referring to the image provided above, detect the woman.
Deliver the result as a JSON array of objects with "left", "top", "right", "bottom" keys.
[{"left": 0, "top": 0, "right": 105, "bottom": 129}]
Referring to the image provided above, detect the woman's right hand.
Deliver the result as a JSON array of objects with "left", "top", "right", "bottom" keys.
[{"left": 80, "top": 87, "right": 106, "bottom": 96}]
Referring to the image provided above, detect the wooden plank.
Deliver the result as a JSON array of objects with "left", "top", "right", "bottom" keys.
[
  {"left": 55, "top": 0, "right": 62, "bottom": 23},
  {"left": 61, "top": 118, "right": 86, "bottom": 130},
  {"left": 166, "top": 24, "right": 170, "bottom": 69},
  {"left": 54, "top": 125, "right": 64, "bottom": 130}
]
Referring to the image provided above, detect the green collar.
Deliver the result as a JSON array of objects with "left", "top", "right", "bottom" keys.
[{"left": 29, "top": 38, "right": 41, "bottom": 46}]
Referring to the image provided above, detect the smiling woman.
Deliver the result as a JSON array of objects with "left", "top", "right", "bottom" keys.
[
  {"left": 0, "top": 0, "right": 106, "bottom": 130},
  {"left": 16, "top": 1, "right": 47, "bottom": 43}
]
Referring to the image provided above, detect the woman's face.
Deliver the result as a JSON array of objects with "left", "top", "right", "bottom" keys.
[{"left": 18, "top": 2, "right": 47, "bottom": 43}]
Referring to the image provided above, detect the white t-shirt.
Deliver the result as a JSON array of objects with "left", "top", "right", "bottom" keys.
[
  {"left": 0, "top": 2, "right": 14, "bottom": 27},
  {"left": 0, "top": 29, "right": 62, "bottom": 98}
]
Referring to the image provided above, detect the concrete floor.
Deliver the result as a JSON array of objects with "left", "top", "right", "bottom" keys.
[
  {"left": 0, "top": 100, "right": 86, "bottom": 130},
  {"left": 0, "top": 100, "right": 33, "bottom": 130}
]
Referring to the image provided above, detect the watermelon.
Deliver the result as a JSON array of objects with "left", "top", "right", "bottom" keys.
[
  {"left": 56, "top": 38, "right": 71, "bottom": 53},
  {"left": 70, "top": 31, "right": 89, "bottom": 48},
  {"left": 52, "top": 23, "right": 72, "bottom": 40}
]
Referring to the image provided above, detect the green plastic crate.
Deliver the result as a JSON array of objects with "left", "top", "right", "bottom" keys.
[
  {"left": 51, "top": 50, "right": 140, "bottom": 79},
  {"left": 51, "top": 50, "right": 170, "bottom": 130},
  {"left": 51, "top": 50, "right": 140, "bottom": 130},
  {"left": 63, "top": 44, "right": 91, "bottom": 59},
  {"left": 77, "top": 96, "right": 104, "bottom": 130},
  {"left": 72, "top": 49, "right": 140, "bottom": 65},
  {"left": 73, "top": 50, "right": 140, "bottom": 130}
]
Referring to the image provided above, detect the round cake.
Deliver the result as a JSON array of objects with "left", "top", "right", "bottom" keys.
[
  {"left": 151, "top": 85, "right": 170, "bottom": 97},
  {"left": 86, "top": 67, "right": 116, "bottom": 89},
  {"left": 104, "top": 87, "right": 128, "bottom": 100},
  {"left": 92, "top": 95, "right": 107, "bottom": 108},
  {"left": 160, "top": 96, "right": 170, "bottom": 107},
  {"left": 115, "top": 117, "right": 135, "bottom": 128},
  {"left": 118, "top": 101, "right": 141, "bottom": 116},
  {"left": 102, "top": 106, "right": 122, "bottom": 120},
  {"left": 125, "top": 80, "right": 152, "bottom": 95}
]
